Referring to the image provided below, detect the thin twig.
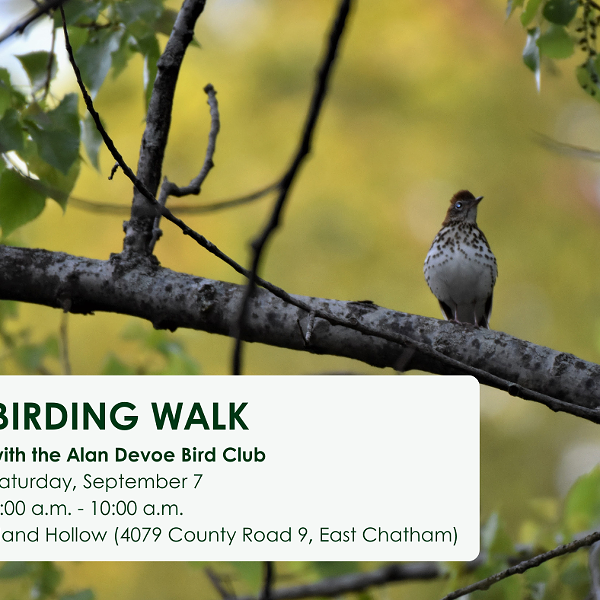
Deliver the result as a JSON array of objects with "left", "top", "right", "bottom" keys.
[
  {"left": 205, "top": 566, "right": 235, "bottom": 600},
  {"left": 259, "top": 562, "right": 274, "bottom": 600},
  {"left": 232, "top": 0, "right": 353, "bottom": 375},
  {"left": 68, "top": 182, "right": 279, "bottom": 214},
  {"left": 60, "top": 3, "right": 600, "bottom": 424},
  {"left": 42, "top": 24, "right": 56, "bottom": 101},
  {"left": 441, "top": 530, "right": 600, "bottom": 600},
  {"left": 61, "top": 7, "right": 157, "bottom": 209},
  {"left": 149, "top": 83, "right": 221, "bottom": 252},
  {"left": 232, "top": 560, "right": 473, "bottom": 600},
  {"left": 161, "top": 84, "right": 220, "bottom": 199},
  {"left": 535, "top": 132, "right": 600, "bottom": 161}
]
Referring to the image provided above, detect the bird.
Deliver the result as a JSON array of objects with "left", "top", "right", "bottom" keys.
[{"left": 423, "top": 190, "right": 497, "bottom": 328}]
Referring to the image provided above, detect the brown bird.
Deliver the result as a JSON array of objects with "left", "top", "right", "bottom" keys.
[{"left": 423, "top": 190, "right": 497, "bottom": 327}]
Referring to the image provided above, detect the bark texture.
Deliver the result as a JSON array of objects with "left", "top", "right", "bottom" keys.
[{"left": 1, "top": 245, "right": 598, "bottom": 409}]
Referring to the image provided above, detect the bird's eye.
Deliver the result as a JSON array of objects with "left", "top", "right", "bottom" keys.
[{"left": 455, "top": 202, "right": 462, "bottom": 209}]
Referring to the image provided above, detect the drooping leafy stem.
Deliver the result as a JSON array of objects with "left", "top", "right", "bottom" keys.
[
  {"left": 574, "top": 0, "right": 600, "bottom": 97},
  {"left": 510, "top": 0, "right": 600, "bottom": 101}
]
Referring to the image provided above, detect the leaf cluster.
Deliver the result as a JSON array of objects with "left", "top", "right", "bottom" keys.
[
  {"left": 444, "top": 466, "right": 600, "bottom": 600},
  {"left": 0, "top": 561, "right": 92, "bottom": 600},
  {"left": 510, "top": 0, "right": 600, "bottom": 101},
  {"left": 0, "top": 0, "right": 178, "bottom": 239}
]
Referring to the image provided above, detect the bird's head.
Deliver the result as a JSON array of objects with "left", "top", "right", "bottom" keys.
[{"left": 442, "top": 190, "right": 483, "bottom": 226}]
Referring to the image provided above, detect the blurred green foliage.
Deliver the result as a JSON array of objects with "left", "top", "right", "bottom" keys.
[{"left": 5, "top": 466, "right": 600, "bottom": 599}]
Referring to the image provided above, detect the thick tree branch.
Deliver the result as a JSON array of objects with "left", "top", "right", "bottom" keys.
[
  {"left": 124, "top": 0, "right": 207, "bottom": 256},
  {"left": 61, "top": 25, "right": 575, "bottom": 415},
  {"left": 1, "top": 245, "right": 598, "bottom": 413}
]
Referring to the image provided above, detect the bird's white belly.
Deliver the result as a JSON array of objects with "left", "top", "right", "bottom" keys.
[{"left": 424, "top": 242, "right": 495, "bottom": 306}]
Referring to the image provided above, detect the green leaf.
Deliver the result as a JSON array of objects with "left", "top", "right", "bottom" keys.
[
  {"left": 507, "top": 0, "right": 525, "bottom": 18},
  {"left": 27, "top": 94, "right": 80, "bottom": 175},
  {"left": 523, "top": 27, "right": 541, "bottom": 90},
  {"left": 0, "top": 561, "right": 33, "bottom": 578},
  {"left": 537, "top": 24, "right": 574, "bottom": 58},
  {"left": 137, "top": 34, "right": 160, "bottom": 109},
  {"left": 110, "top": 33, "right": 136, "bottom": 79},
  {"left": 32, "top": 561, "right": 62, "bottom": 597},
  {"left": 53, "top": 0, "right": 103, "bottom": 27},
  {"left": 16, "top": 52, "right": 57, "bottom": 94},
  {"left": 82, "top": 114, "right": 103, "bottom": 169},
  {"left": 0, "top": 79, "right": 11, "bottom": 118},
  {"left": 521, "top": 0, "right": 542, "bottom": 26},
  {"left": 19, "top": 137, "right": 80, "bottom": 209},
  {"left": 158, "top": 351, "right": 200, "bottom": 375},
  {"left": 524, "top": 561, "right": 552, "bottom": 584},
  {"left": 481, "top": 512, "right": 515, "bottom": 555},
  {"left": 101, "top": 354, "right": 137, "bottom": 375},
  {"left": 155, "top": 8, "right": 178, "bottom": 36},
  {"left": 313, "top": 562, "right": 360, "bottom": 578},
  {"left": 0, "top": 68, "right": 26, "bottom": 115},
  {"left": 65, "top": 26, "right": 92, "bottom": 56},
  {"left": 0, "top": 300, "right": 18, "bottom": 323},
  {"left": 31, "top": 160, "right": 80, "bottom": 210},
  {"left": 0, "top": 169, "right": 46, "bottom": 238},
  {"left": 563, "top": 465, "right": 600, "bottom": 534},
  {"left": 0, "top": 108, "right": 24, "bottom": 153},
  {"left": 14, "top": 340, "right": 56, "bottom": 372},
  {"left": 75, "top": 29, "right": 124, "bottom": 98},
  {"left": 115, "top": 0, "right": 162, "bottom": 29},
  {"left": 543, "top": 0, "right": 578, "bottom": 25},
  {"left": 576, "top": 58, "right": 600, "bottom": 102},
  {"left": 234, "top": 562, "right": 263, "bottom": 592},
  {"left": 559, "top": 557, "right": 590, "bottom": 587}
]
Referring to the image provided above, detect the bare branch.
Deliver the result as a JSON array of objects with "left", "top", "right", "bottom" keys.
[
  {"left": 67, "top": 185, "right": 277, "bottom": 214},
  {"left": 1, "top": 245, "right": 599, "bottom": 417},
  {"left": 233, "top": 0, "right": 354, "bottom": 374},
  {"left": 535, "top": 132, "right": 600, "bottom": 161},
  {"left": 150, "top": 83, "right": 221, "bottom": 252},
  {"left": 205, "top": 566, "right": 235, "bottom": 600},
  {"left": 234, "top": 562, "right": 444, "bottom": 600},
  {"left": 124, "top": 0, "right": 208, "bottom": 256},
  {"left": 217, "top": 555, "right": 484, "bottom": 600},
  {"left": 259, "top": 562, "right": 274, "bottom": 600},
  {"left": 441, "top": 530, "right": 600, "bottom": 600},
  {"left": 160, "top": 83, "right": 220, "bottom": 200}
]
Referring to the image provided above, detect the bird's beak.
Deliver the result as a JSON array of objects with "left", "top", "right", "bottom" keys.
[{"left": 474, "top": 196, "right": 483, "bottom": 204}]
